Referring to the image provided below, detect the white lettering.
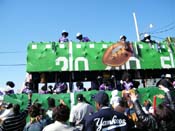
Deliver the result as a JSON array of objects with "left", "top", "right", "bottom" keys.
[
  {"left": 55, "top": 57, "right": 68, "bottom": 71},
  {"left": 105, "top": 56, "right": 141, "bottom": 70},
  {"left": 74, "top": 57, "right": 89, "bottom": 71},
  {"left": 94, "top": 115, "right": 126, "bottom": 131}
]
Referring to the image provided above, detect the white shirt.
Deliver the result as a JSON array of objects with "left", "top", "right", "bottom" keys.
[{"left": 42, "top": 121, "right": 74, "bottom": 131}]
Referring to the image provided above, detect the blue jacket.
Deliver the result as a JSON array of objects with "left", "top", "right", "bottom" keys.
[{"left": 85, "top": 107, "right": 131, "bottom": 131}]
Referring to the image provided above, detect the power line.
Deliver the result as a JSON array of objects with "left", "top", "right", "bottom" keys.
[
  {"left": 150, "top": 25, "right": 175, "bottom": 35},
  {"left": 151, "top": 35, "right": 165, "bottom": 40},
  {"left": 0, "top": 51, "right": 25, "bottom": 54},
  {"left": 151, "top": 22, "right": 175, "bottom": 33},
  {"left": 140, "top": 22, "right": 175, "bottom": 36},
  {"left": 0, "top": 64, "right": 26, "bottom": 67}
]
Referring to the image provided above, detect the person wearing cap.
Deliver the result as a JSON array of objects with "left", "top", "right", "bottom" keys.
[
  {"left": 69, "top": 94, "right": 94, "bottom": 130},
  {"left": 4, "top": 81, "right": 15, "bottom": 95},
  {"left": 84, "top": 91, "right": 132, "bottom": 131},
  {"left": 120, "top": 35, "right": 127, "bottom": 43},
  {"left": 58, "top": 30, "right": 69, "bottom": 43},
  {"left": 141, "top": 33, "right": 156, "bottom": 48},
  {"left": 76, "top": 33, "right": 90, "bottom": 42}
]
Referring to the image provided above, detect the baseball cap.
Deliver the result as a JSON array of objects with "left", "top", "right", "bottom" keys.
[{"left": 94, "top": 91, "right": 109, "bottom": 105}]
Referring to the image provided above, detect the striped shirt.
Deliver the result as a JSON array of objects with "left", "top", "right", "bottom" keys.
[{"left": 1, "top": 99, "right": 31, "bottom": 131}]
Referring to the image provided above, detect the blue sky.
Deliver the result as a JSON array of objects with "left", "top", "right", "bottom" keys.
[{"left": 0, "top": 0, "right": 174, "bottom": 91}]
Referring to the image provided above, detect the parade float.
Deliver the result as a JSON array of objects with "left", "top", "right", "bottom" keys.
[
  {"left": 3, "top": 38, "right": 175, "bottom": 109},
  {"left": 27, "top": 38, "right": 175, "bottom": 84}
]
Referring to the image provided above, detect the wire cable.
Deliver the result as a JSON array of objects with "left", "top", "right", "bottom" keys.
[
  {"left": 0, "top": 64, "right": 26, "bottom": 67},
  {"left": 0, "top": 51, "right": 25, "bottom": 54}
]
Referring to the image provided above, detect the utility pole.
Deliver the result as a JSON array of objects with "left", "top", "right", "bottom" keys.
[{"left": 133, "top": 12, "right": 140, "bottom": 41}]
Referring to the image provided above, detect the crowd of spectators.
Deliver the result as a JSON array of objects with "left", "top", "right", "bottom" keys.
[
  {"left": 0, "top": 72, "right": 175, "bottom": 131},
  {"left": 0, "top": 75, "right": 175, "bottom": 131}
]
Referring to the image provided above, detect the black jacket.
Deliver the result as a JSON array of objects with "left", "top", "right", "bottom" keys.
[
  {"left": 164, "top": 90, "right": 175, "bottom": 111},
  {"left": 133, "top": 100, "right": 158, "bottom": 131},
  {"left": 133, "top": 99, "right": 175, "bottom": 131}
]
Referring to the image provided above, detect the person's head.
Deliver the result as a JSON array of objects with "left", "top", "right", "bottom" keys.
[
  {"left": 61, "top": 30, "right": 68, "bottom": 37},
  {"left": 76, "top": 32, "right": 83, "bottom": 40},
  {"left": 13, "top": 104, "right": 20, "bottom": 115},
  {"left": 48, "top": 85, "right": 53, "bottom": 90},
  {"left": 77, "top": 94, "right": 84, "bottom": 102},
  {"left": 94, "top": 91, "right": 109, "bottom": 110},
  {"left": 52, "top": 104, "right": 70, "bottom": 122},
  {"left": 114, "top": 98, "right": 128, "bottom": 113},
  {"left": 144, "top": 34, "right": 151, "bottom": 39},
  {"left": 29, "top": 104, "right": 40, "bottom": 118},
  {"left": 122, "top": 72, "right": 132, "bottom": 82},
  {"left": 41, "top": 85, "right": 47, "bottom": 91},
  {"left": 6, "top": 81, "right": 15, "bottom": 88},
  {"left": 76, "top": 81, "right": 84, "bottom": 89},
  {"left": 47, "top": 97, "right": 55, "bottom": 108},
  {"left": 120, "top": 35, "right": 127, "bottom": 41},
  {"left": 158, "top": 79, "right": 173, "bottom": 91},
  {"left": 155, "top": 103, "right": 175, "bottom": 122}
]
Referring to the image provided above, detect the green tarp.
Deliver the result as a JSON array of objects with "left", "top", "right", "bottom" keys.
[
  {"left": 27, "top": 41, "right": 175, "bottom": 72},
  {"left": 4, "top": 87, "right": 165, "bottom": 111}
]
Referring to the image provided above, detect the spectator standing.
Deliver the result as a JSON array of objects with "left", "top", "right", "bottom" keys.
[
  {"left": 157, "top": 79, "right": 175, "bottom": 110},
  {"left": 76, "top": 33, "right": 90, "bottom": 42},
  {"left": 58, "top": 30, "right": 69, "bottom": 43},
  {"left": 46, "top": 97, "right": 56, "bottom": 122},
  {"left": 130, "top": 92, "right": 175, "bottom": 131},
  {"left": 85, "top": 91, "right": 132, "bottom": 131},
  {"left": 0, "top": 103, "right": 13, "bottom": 123},
  {"left": 110, "top": 90, "right": 122, "bottom": 110},
  {"left": 23, "top": 104, "right": 45, "bottom": 131},
  {"left": 1, "top": 93, "right": 32, "bottom": 131},
  {"left": 69, "top": 94, "right": 94, "bottom": 130},
  {"left": 43, "top": 103, "right": 75, "bottom": 131}
]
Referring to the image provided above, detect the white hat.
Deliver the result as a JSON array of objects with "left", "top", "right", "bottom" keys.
[
  {"left": 144, "top": 34, "right": 150, "bottom": 38},
  {"left": 62, "top": 30, "right": 67, "bottom": 33},
  {"left": 76, "top": 32, "right": 82, "bottom": 37},
  {"left": 120, "top": 35, "right": 126, "bottom": 40},
  {"left": 165, "top": 74, "right": 171, "bottom": 78}
]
